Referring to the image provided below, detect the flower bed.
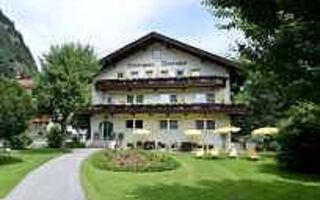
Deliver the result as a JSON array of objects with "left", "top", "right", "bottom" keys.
[{"left": 91, "top": 150, "right": 180, "bottom": 172}]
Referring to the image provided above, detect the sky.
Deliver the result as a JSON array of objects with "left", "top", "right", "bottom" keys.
[{"left": 0, "top": 0, "right": 241, "bottom": 67}]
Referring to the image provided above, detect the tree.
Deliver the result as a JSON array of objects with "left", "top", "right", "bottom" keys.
[
  {"left": 0, "top": 48, "right": 15, "bottom": 78},
  {"left": 277, "top": 103, "right": 320, "bottom": 173},
  {"left": 33, "top": 43, "right": 99, "bottom": 141},
  {"left": 0, "top": 78, "right": 33, "bottom": 145},
  {"left": 203, "top": 0, "right": 320, "bottom": 132}
]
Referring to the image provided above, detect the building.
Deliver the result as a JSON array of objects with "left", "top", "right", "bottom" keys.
[{"left": 87, "top": 32, "right": 245, "bottom": 149}]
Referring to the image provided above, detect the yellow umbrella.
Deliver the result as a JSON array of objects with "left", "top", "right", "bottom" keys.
[
  {"left": 133, "top": 129, "right": 150, "bottom": 135},
  {"left": 252, "top": 127, "right": 278, "bottom": 136},
  {"left": 214, "top": 126, "right": 241, "bottom": 134},
  {"left": 185, "top": 129, "right": 203, "bottom": 147},
  {"left": 185, "top": 129, "right": 202, "bottom": 136}
]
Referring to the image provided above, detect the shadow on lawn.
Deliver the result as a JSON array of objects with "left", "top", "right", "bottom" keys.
[
  {"left": 259, "top": 163, "right": 320, "bottom": 183},
  {"left": 0, "top": 156, "right": 22, "bottom": 166},
  {"left": 132, "top": 179, "right": 320, "bottom": 200}
]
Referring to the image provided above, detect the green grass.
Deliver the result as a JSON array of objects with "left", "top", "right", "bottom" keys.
[
  {"left": 0, "top": 149, "right": 66, "bottom": 198},
  {"left": 82, "top": 152, "right": 320, "bottom": 200}
]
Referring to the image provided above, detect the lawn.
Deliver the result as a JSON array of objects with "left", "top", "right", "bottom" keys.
[
  {"left": 82, "top": 151, "right": 320, "bottom": 200},
  {"left": 0, "top": 149, "right": 65, "bottom": 198}
]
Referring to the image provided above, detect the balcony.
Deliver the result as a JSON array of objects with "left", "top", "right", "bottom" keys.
[
  {"left": 96, "top": 76, "right": 227, "bottom": 91},
  {"left": 84, "top": 103, "right": 246, "bottom": 115}
]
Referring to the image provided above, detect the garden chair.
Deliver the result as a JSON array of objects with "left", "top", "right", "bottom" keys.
[
  {"left": 195, "top": 149, "right": 205, "bottom": 158},
  {"left": 248, "top": 148, "right": 260, "bottom": 161},
  {"left": 229, "top": 147, "right": 238, "bottom": 159},
  {"left": 209, "top": 148, "right": 220, "bottom": 159}
]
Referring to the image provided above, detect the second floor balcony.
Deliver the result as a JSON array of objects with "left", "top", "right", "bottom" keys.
[
  {"left": 95, "top": 76, "right": 228, "bottom": 91},
  {"left": 84, "top": 103, "right": 246, "bottom": 115}
]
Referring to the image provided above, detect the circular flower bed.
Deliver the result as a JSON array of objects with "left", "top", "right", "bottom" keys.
[{"left": 91, "top": 150, "right": 180, "bottom": 172}]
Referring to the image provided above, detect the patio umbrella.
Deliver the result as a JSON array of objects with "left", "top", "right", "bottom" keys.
[
  {"left": 252, "top": 127, "right": 278, "bottom": 136},
  {"left": 185, "top": 129, "right": 203, "bottom": 148},
  {"left": 133, "top": 129, "right": 151, "bottom": 147},
  {"left": 214, "top": 126, "right": 241, "bottom": 134}
]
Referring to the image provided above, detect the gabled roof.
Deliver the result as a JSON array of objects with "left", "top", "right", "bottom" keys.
[{"left": 100, "top": 32, "right": 238, "bottom": 71}]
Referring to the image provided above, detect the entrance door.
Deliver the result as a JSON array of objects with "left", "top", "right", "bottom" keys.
[{"left": 99, "top": 121, "right": 114, "bottom": 141}]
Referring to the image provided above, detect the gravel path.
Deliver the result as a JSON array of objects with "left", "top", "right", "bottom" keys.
[{"left": 5, "top": 149, "right": 98, "bottom": 200}]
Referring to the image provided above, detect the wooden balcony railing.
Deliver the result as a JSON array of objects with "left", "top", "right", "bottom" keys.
[
  {"left": 84, "top": 103, "right": 246, "bottom": 115},
  {"left": 96, "top": 76, "right": 227, "bottom": 91}
]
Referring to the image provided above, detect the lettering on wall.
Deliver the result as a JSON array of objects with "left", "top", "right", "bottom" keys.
[
  {"left": 161, "top": 61, "right": 187, "bottom": 66},
  {"left": 127, "top": 63, "right": 155, "bottom": 67},
  {"left": 127, "top": 60, "right": 188, "bottom": 68}
]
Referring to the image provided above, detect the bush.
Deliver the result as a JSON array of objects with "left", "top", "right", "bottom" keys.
[
  {"left": 277, "top": 103, "right": 320, "bottom": 173},
  {"left": 9, "top": 134, "right": 32, "bottom": 149},
  {"left": 65, "top": 136, "right": 86, "bottom": 148},
  {"left": 47, "top": 124, "right": 64, "bottom": 148},
  {"left": 92, "top": 150, "right": 180, "bottom": 172}
]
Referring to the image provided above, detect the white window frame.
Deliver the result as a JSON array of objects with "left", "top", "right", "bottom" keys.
[
  {"left": 117, "top": 72, "right": 125, "bottom": 79},
  {"left": 126, "top": 94, "right": 144, "bottom": 104},
  {"left": 126, "top": 119, "right": 143, "bottom": 130},
  {"left": 160, "top": 119, "right": 179, "bottom": 131},
  {"left": 206, "top": 93, "right": 215, "bottom": 103},
  {"left": 195, "top": 119, "right": 215, "bottom": 130}
]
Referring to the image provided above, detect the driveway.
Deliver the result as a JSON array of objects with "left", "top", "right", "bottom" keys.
[{"left": 5, "top": 148, "right": 98, "bottom": 200}]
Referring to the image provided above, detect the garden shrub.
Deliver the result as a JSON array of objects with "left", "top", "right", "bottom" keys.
[
  {"left": 9, "top": 134, "right": 32, "bottom": 149},
  {"left": 65, "top": 136, "right": 86, "bottom": 148},
  {"left": 92, "top": 150, "right": 180, "bottom": 172},
  {"left": 47, "top": 124, "right": 64, "bottom": 148},
  {"left": 277, "top": 103, "right": 320, "bottom": 173}
]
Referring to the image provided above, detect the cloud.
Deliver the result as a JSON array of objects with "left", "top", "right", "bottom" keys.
[{"left": 0, "top": 0, "right": 240, "bottom": 67}]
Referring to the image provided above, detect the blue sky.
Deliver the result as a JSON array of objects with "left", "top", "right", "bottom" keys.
[{"left": 0, "top": 0, "right": 241, "bottom": 66}]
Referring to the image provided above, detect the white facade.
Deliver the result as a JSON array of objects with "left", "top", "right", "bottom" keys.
[{"left": 89, "top": 34, "right": 238, "bottom": 149}]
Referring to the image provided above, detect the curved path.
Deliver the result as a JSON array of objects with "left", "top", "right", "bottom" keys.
[{"left": 5, "top": 149, "right": 98, "bottom": 200}]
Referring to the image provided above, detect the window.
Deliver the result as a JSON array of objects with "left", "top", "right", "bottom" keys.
[
  {"left": 195, "top": 120, "right": 215, "bottom": 130},
  {"left": 176, "top": 69, "right": 184, "bottom": 77},
  {"left": 207, "top": 120, "right": 215, "bottom": 130},
  {"left": 170, "top": 94, "right": 178, "bottom": 103},
  {"left": 135, "top": 120, "right": 143, "bottom": 129},
  {"left": 169, "top": 120, "right": 179, "bottom": 130},
  {"left": 206, "top": 93, "right": 215, "bottom": 103},
  {"left": 161, "top": 70, "right": 169, "bottom": 76},
  {"left": 126, "top": 120, "right": 134, "bottom": 129},
  {"left": 131, "top": 71, "right": 139, "bottom": 78},
  {"left": 146, "top": 70, "right": 153, "bottom": 77},
  {"left": 126, "top": 95, "right": 134, "bottom": 104},
  {"left": 107, "top": 97, "right": 112, "bottom": 104},
  {"left": 136, "top": 95, "right": 144, "bottom": 104},
  {"left": 117, "top": 72, "right": 124, "bottom": 79},
  {"left": 196, "top": 120, "right": 205, "bottom": 130},
  {"left": 127, "top": 94, "right": 144, "bottom": 104},
  {"left": 191, "top": 68, "right": 201, "bottom": 77},
  {"left": 160, "top": 120, "right": 168, "bottom": 130},
  {"left": 126, "top": 120, "right": 143, "bottom": 129},
  {"left": 160, "top": 120, "right": 179, "bottom": 130}
]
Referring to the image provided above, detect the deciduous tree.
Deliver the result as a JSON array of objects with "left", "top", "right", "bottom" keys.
[{"left": 34, "top": 43, "right": 99, "bottom": 140}]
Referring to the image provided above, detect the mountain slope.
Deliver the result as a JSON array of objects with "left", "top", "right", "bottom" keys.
[{"left": 0, "top": 10, "right": 37, "bottom": 77}]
